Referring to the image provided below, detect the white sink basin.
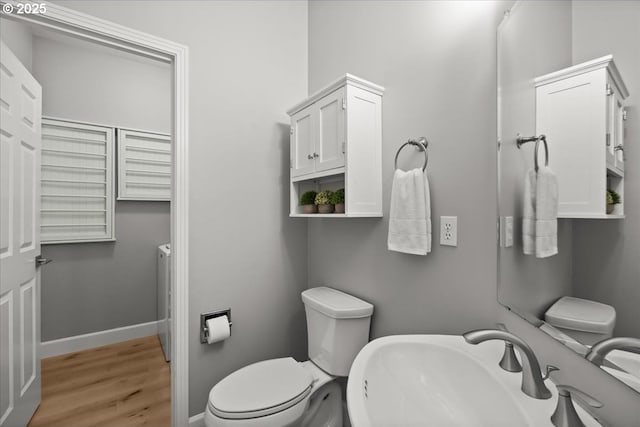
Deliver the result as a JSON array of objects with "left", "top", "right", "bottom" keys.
[{"left": 347, "top": 335, "right": 601, "bottom": 427}]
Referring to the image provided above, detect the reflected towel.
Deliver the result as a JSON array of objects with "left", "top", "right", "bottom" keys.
[
  {"left": 522, "top": 169, "right": 536, "bottom": 255},
  {"left": 388, "top": 168, "right": 431, "bottom": 255},
  {"left": 535, "top": 166, "right": 558, "bottom": 258}
]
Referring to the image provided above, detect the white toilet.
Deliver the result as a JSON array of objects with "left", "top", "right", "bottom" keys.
[
  {"left": 545, "top": 296, "right": 616, "bottom": 346},
  {"left": 204, "top": 287, "right": 374, "bottom": 427}
]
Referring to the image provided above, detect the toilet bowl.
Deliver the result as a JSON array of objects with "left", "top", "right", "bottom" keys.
[
  {"left": 204, "top": 358, "right": 340, "bottom": 427},
  {"left": 204, "top": 287, "right": 374, "bottom": 427}
]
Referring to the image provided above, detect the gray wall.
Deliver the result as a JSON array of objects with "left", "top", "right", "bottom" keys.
[
  {"left": 52, "top": 0, "right": 310, "bottom": 416},
  {"left": 32, "top": 34, "right": 172, "bottom": 340},
  {"left": 0, "top": 17, "right": 32, "bottom": 72},
  {"left": 497, "top": 1, "right": 574, "bottom": 320},
  {"left": 571, "top": 1, "right": 640, "bottom": 339},
  {"left": 306, "top": 1, "right": 501, "bottom": 339}
]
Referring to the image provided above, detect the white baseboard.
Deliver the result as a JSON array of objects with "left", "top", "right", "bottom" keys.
[
  {"left": 189, "top": 412, "right": 205, "bottom": 427},
  {"left": 41, "top": 320, "right": 160, "bottom": 358}
]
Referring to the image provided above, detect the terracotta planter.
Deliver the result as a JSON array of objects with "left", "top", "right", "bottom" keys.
[
  {"left": 318, "top": 204, "right": 334, "bottom": 214},
  {"left": 606, "top": 204, "right": 615, "bottom": 214},
  {"left": 302, "top": 204, "right": 318, "bottom": 214},
  {"left": 334, "top": 203, "right": 345, "bottom": 214}
]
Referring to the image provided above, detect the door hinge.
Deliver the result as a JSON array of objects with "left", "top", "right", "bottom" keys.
[
  {"left": 342, "top": 142, "right": 345, "bottom": 153},
  {"left": 290, "top": 126, "right": 294, "bottom": 135},
  {"left": 342, "top": 98, "right": 346, "bottom": 110},
  {"left": 623, "top": 109, "right": 627, "bottom": 121},
  {"left": 606, "top": 84, "right": 613, "bottom": 96}
]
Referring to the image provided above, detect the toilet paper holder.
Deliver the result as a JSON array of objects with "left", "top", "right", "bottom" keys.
[{"left": 200, "top": 308, "right": 232, "bottom": 344}]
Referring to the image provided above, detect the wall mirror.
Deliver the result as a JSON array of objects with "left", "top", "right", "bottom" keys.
[{"left": 497, "top": 0, "right": 639, "bottom": 394}]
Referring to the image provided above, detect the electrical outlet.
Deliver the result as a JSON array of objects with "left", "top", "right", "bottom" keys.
[
  {"left": 500, "top": 216, "right": 514, "bottom": 248},
  {"left": 505, "top": 216, "right": 514, "bottom": 247},
  {"left": 440, "top": 216, "right": 457, "bottom": 247}
]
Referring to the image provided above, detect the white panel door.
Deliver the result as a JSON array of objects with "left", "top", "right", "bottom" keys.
[
  {"left": 315, "top": 88, "right": 345, "bottom": 172},
  {"left": 0, "top": 41, "right": 42, "bottom": 427},
  {"left": 290, "top": 106, "right": 315, "bottom": 177}
]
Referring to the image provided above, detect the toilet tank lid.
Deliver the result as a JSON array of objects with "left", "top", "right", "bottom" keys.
[
  {"left": 545, "top": 296, "right": 616, "bottom": 334},
  {"left": 302, "top": 287, "right": 374, "bottom": 319}
]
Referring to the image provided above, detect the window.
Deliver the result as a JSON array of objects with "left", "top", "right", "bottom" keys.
[
  {"left": 117, "top": 129, "right": 171, "bottom": 201},
  {"left": 40, "top": 118, "right": 115, "bottom": 243}
]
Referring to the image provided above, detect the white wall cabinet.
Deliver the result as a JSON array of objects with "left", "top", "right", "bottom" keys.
[
  {"left": 535, "top": 55, "right": 628, "bottom": 219},
  {"left": 41, "top": 118, "right": 115, "bottom": 243},
  {"left": 287, "top": 74, "right": 383, "bottom": 217},
  {"left": 290, "top": 87, "right": 346, "bottom": 177},
  {"left": 117, "top": 129, "right": 171, "bottom": 201}
]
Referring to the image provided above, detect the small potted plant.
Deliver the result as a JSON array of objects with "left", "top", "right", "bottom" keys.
[
  {"left": 606, "top": 189, "right": 621, "bottom": 214},
  {"left": 331, "top": 188, "right": 345, "bottom": 214},
  {"left": 315, "top": 190, "right": 334, "bottom": 214},
  {"left": 300, "top": 191, "right": 318, "bottom": 214}
]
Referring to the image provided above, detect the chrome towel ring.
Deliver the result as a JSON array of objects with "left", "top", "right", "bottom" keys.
[
  {"left": 517, "top": 134, "right": 549, "bottom": 172},
  {"left": 395, "top": 137, "right": 429, "bottom": 171}
]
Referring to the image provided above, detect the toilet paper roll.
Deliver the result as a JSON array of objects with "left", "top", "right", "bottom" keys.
[{"left": 206, "top": 315, "right": 231, "bottom": 344}]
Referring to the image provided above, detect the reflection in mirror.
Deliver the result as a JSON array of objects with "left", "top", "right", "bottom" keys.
[{"left": 497, "top": 0, "right": 640, "bottom": 394}]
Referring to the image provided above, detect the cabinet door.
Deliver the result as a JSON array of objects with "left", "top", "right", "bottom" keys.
[
  {"left": 613, "top": 94, "right": 625, "bottom": 173},
  {"left": 536, "top": 71, "right": 604, "bottom": 217},
  {"left": 315, "top": 88, "right": 345, "bottom": 172},
  {"left": 290, "top": 106, "right": 315, "bottom": 178},
  {"left": 605, "top": 82, "right": 617, "bottom": 170}
]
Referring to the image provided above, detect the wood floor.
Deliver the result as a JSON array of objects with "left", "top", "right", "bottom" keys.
[{"left": 28, "top": 335, "right": 170, "bottom": 427}]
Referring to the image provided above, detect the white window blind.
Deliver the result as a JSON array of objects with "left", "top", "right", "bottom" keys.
[
  {"left": 117, "top": 129, "right": 171, "bottom": 201},
  {"left": 41, "top": 118, "right": 115, "bottom": 244}
]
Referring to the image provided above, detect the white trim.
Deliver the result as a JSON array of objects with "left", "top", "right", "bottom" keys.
[
  {"left": 43, "top": 115, "right": 170, "bottom": 137},
  {"left": 534, "top": 54, "right": 629, "bottom": 98},
  {"left": 287, "top": 73, "right": 385, "bottom": 115},
  {"left": 40, "top": 321, "right": 160, "bottom": 359},
  {"left": 4, "top": 2, "right": 190, "bottom": 425},
  {"left": 188, "top": 412, "right": 205, "bottom": 427}
]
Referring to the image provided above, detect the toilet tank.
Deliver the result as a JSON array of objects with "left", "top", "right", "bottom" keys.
[{"left": 302, "top": 287, "right": 374, "bottom": 376}]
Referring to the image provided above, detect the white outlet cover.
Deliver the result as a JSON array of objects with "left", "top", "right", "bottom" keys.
[
  {"left": 505, "top": 216, "right": 513, "bottom": 247},
  {"left": 440, "top": 216, "right": 457, "bottom": 247}
]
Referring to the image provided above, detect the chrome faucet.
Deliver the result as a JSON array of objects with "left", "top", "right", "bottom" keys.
[
  {"left": 551, "top": 384, "right": 602, "bottom": 427},
  {"left": 585, "top": 337, "right": 640, "bottom": 366},
  {"left": 463, "top": 329, "right": 553, "bottom": 399}
]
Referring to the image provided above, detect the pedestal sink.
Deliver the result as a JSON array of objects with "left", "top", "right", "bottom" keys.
[{"left": 347, "top": 335, "right": 601, "bottom": 427}]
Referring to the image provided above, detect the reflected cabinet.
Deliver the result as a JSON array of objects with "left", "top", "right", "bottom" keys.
[{"left": 535, "top": 55, "right": 628, "bottom": 219}]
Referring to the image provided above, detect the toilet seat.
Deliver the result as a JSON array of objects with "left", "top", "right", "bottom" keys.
[{"left": 208, "top": 357, "right": 313, "bottom": 420}]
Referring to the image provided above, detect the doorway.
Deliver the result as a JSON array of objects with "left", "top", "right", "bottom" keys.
[{"left": 0, "top": 4, "right": 189, "bottom": 426}]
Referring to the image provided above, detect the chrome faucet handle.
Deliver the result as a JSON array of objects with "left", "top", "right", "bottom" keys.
[
  {"left": 543, "top": 365, "right": 560, "bottom": 380},
  {"left": 551, "top": 384, "right": 603, "bottom": 427},
  {"left": 496, "top": 323, "right": 522, "bottom": 372}
]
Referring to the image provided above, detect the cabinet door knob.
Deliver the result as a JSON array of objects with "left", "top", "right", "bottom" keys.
[
  {"left": 313, "top": 153, "right": 319, "bottom": 158},
  {"left": 307, "top": 154, "right": 314, "bottom": 160}
]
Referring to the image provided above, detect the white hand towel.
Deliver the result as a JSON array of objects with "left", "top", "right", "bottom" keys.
[
  {"left": 535, "top": 166, "right": 558, "bottom": 258},
  {"left": 388, "top": 168, "right": 431, "bottom": 255},
  {"left": 522, "top": 169, "right": 537, "bottom": 255}
]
